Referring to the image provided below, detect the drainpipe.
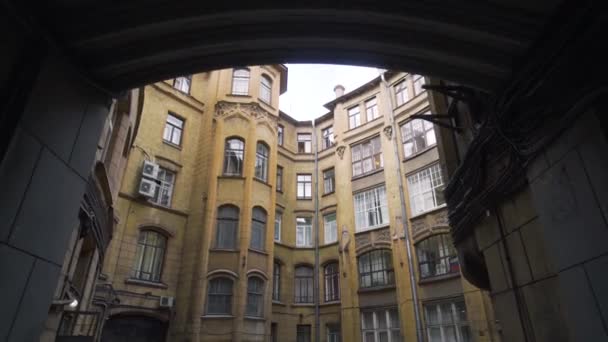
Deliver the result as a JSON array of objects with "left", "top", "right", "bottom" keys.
[
  {"left": 312, "top": 120, "right": 321, "bottom": 342},
  {"left": 312, "top": 121, "right": 321, "bottom": 342},
  {"left": 379, "top": 71, "right": 424, "bottom": 342}
]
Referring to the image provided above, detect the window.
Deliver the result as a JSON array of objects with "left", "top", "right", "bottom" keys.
[
  {"left": 223, "top": 138, "right": 245, "bottom": 176},
  {"left": 250, "top": 207, "right": 266, "bottom": 251},
  {"left": 366, "top": 97, "right": 380, "bottom": 121},
  {"left": 354, "top": 185, "right": 389, "bottom": 231},
  {"left": 273, "top": 262, "right": 281, "bottom": 301},
  {"left": 246, "top": 277, "right": 264, "bottom": 317},
  {"left": 407, "top": 164, "right": 445, "bottom": 215},
  {"left": 133, "top": 230, "right": 167, "bottom": 282},
  {"left": 260, "top": 74, "right": 272, "bottom": 104},
  {"left": 150, "top": 168, "right": 175, "bottom": 207},
  {"left": 351, "top": 136, "right": 383, "bottom": 177},
  {"left": 278, "top": 125, "right": 284, "bottom": 146},
  {"left": 324, "top": 213, "right": 337, "bottom": 244},
  {"left": 296, "top": 217, "right": 313, "bottom": 247},
  {"left": 323, "top": 168, "right": 335, "bottom": 194},
  {"left": 322, "top": 126, "right": 335, "bottom": 149},
  {"left": 297, "top": 325, "right": 311, "bottom": 342},
  {"left": 361, "top": 308, "right": 401, "bottom": 342},
  {"left": 417, "top": 234, "right": 459, "bottom": 279},
  {"left": 297, "top": 133, "right": 312, "bottom": 153},
  {"left": 424, "top": 299, "right": 471, "bottom": 342},
  {"left": 348, "top": 106, "right": 361, "bottom": 129},
  {"left": 215, "top": 205, "right": 239, "bottom": 249},
  {"left": 327, "top": 324, "right": 341, "bottom": 342},
  {"left": 297, "top": 174, "right": 312, "bottom": 199},
  {"left": 401, "top": 114, "right": 436, "bottom": 157},
  {"left": 413, "top": 74, "right": 426, "bottom": 95},
  {"left": 232, "top": 68, "right": 250, "bottom": 95},
  {"left": 294, "top": 266, "right": 313, "bottom": 303},
  {"left": 163, "top": 113, "right": 184, "bottom": 146},
  {"left": 394, "top": 79, "right": 409, "bottom": 106},
  {"left": 173, "top": 75, "right": 191, "bottom": 94},
  {"left": 255, "top": 142, "right": 269, "bottom": 181},
  {"left": 324, "top": 262, "right": 340, "bottom": 302},
  {"left": 358, "top": 249, "right": 394, "bottom": 288},
  {"left": 274, "top": 211, "right": 282, "bottom": 242},
  {"left": 207, "top": 277, "right": 233, "bottom": 315},
  {"left": 276, "top": 166, "right": 283, "bottom": 192}
]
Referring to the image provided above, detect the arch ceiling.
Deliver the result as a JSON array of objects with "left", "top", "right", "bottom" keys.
[{"left": 15, "top": 0, "right": 562, "bottom": 93}]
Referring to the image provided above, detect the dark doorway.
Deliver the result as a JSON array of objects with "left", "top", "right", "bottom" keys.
[{"left": 101, "top": 315, "right": 168, "bottom": 342}]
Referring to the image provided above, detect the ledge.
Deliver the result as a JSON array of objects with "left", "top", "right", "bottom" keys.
[
  {"left": 292, "top": 303, "right": 315, "bottom": 307},
  {"left": 218, "top": 175, "right": 245, "bottom": 180},
  {"left": 125, "top": 278, "right": 168, "bottom": 289},
  {"left": 402, "top": 145, "right": 437, "bottom": 162},
  {"left": 118, "top": 192, "right": 189, "bottom": 217},
  {"left": 419, "top": 272, "right": 460, "bottom": 285},
  {"left": 320, "top": 241, "right": 339, "bottom": 248},
  {"left": 244, "top": 316, "right": 266, "bottom": 321},
  {"left": 201, "top": 315, "right": 234, "bottom": 320},
  {"left": 272, "top": 301, "right": 286, "bottom": 306},
  {"left": 410, "top": 204, "right": 447, "bottom": 220},
  {"left": 253, "top": 177, "right": 272, "bottom": 188},
  {"left": 354, "top": 224, "right": 390, "bottom": 235},
  {"left": 321, "top": 301, "right": 341, "bottom": 307},
  {"left": 321, "top": 191, "right": 335, "bottom": 198},
  {"left": 209, "top": 248, "right": 240, "bottom": 253},
  {"left": 351, "top": 168, "right": 384, "bottom": 181},
  {"left": 162, "top": 140, "right": 182, "bottom": 150},
  {"left": 248, "top": 248, "right": 269, "bottom": 256},
  {"left": 226, "top": 93, "right": 251, "bottom": 98},
  {"left": 358, "top": 285, "right": 396, "bottom": 294}
]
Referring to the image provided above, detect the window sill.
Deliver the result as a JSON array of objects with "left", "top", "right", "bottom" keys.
[
  {"left": 244, "top": 316, "right": 266, "bottom": 321},
  {"left": 276, "top": 189, "right": 283, "bottom": 194},
  {"left": 248, "top": 248, "right": 269, "bottom": 256},
  {"left": 253, "top": 177, "right": 272, "bottom": 188},
  {"left": 292, "top": 303, "right": 315, "bottom": 307},
  {"left": 226, "top": 93, "right": 251, "bottom": 98},
  {"left": 321, "top": 241, "right": 339, "bottom": 248},
  {"left": 162, "top": 140, "right": 182, "bottom": 150},
  {"left": 125, "top": 278, "right": 168, "bottom": 289},
  {"left": 272, "top": 300, "right": 286, "bottom": 306},
  {"left": 296, "top": 197, "right": 312, "bottom": 201},
  {"left": 258, "top": 98, "right": 275, "bottom": 110},
  {"left": 351, "top": 168, "right": 384, "bottom": 181},
  {"left": 320, "top": 145, "right": 337, "bottom": 152},
  {"left": 321, "top": 191, "right": 335, "bottom": 197},
  {"left": 402, "top": 145, "right": 437, "bottom": 162},
  {"left": 218, "top": 175, "right": 245, "bottom": 180},
  {"left": 321, "top": 301, "right": 341, "bottom": 307},
  {"left": 355, "top": 224, "right": 390, "bottom": 235},
  {"left": 419, "top": 272, "right": 460, "bottom": 285},
  {"left": 201, "top": 315, "right": 234, "bottom": 320},
  {"left": 209, "top": 248, "right": 240, "bottom": 253},
  {"left": 295, "top": 246, "right": 315, "bottom": 250},
  {"left": 410, "top": 204, "right": 447, "bottom": 220},
  {"left": 358, "top": 285, "right": 396, "bottom": 294},
  {"left": 297, "top": 152, "right": 313, "bottom": 155}
]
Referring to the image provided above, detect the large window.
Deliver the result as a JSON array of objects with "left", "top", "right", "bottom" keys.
[
  {"left": 273, "top": 262, "right": 281, "bottom": 301},
  {"left": 296, "top": 217, "right": 313, "bottom": 247},
  {"left": 260, "top": 75, "right": 272, "bottom": 103},
  {"left": 274, "top": 211, "right": 282, "bottom": 242},
  {"left": 173, "top": 75, "right": 191, "bottom": 94},
  {"left": 232, "top": 68, "right": 250, "bottom": 95},
  {"left": 133, "top": 230, "right": 167, "bottom": 282},
  {"left": 223, "top": 138, "right": 245, "bottom": 176},
  {"left": 278, "top": 125, "right": 284, "bottom": 146},
  {"left": 322, "top": 126, "right": 335, "bottom": 149},
  {"left": 323, "top": 168, "right": 335, "bottom": 194},
  {"left": 354, "top": 185, "right": 389, "bottom": 231},
  {"left": 276, "top": 166, "right": 283, "bottom": 192},
  {"left": 151, "top": 168, "right": 175, "bottom": 207},
  {"left": 394, "top": 80, "right": 409, "bottom": 106},
  {"left": 246, "top": 277, "right": 264, "bottom": 317},
  {"left": 351, "top": 136, "right": 383, "bottom": 177},
  {"left": 294, "top": 266, "right": 314, "bottom": 303},
  {"left": 417, "top": 234, "right": 459, "bottom": 279},
  {"left": 255, "top": 142, "right": 269, "bottom": 181},
  {"left": 163, "top": 113, "right": 184, "bottom": 146},
  {"left": 424, "top": 299, "right": 471, "bottom": 342},
  {"left": 297, "top": 174, "right": 312, "bottom": 199},
  {"left": 413, "top": 74, "right": 426, "bottom": 96},
  {"left": 324, "top": 262, "right": 340, "bottom": 302},
  {"left": 327, "top": 324, "right": 341, "bottom": 342},
  {"left": 366, "top": 97, "right": 380, "bottom": 121},
  {"left": 358, "top": 249, "right": 394, "bottom": 288},
  {"left": 348, "top": 106, "right": 361, "bottom": 129},
  {"left": 206, "top": 277, "right": 233, "bottom": 315},
  {"left": 250, "top": 207, "right": 266, "bottom": 251},
  {"left": 407, "top": 164, "right": 445, "bottom": 215},
  {"left": 297, "top": 325, "right": 311, "bottom": 342},
  {"left": 298, "top": 133, "right": 312, "bottom": 153},
  {"left": 361, "top": 308, "right": 401, "bottom": 342},
  {"left": 215, "top": 205, "right": 239, "bottom": 249},
  {"left": 324, "top": 213, "right": 337, "bottom": 244},
  {"left": 401, "top": 114, "right": 436, "bottom": 158}
]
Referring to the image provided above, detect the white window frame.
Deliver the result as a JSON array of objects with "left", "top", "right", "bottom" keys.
[
  {"left": 296, "top": 217, "right": 313, "bottom": 247},
  {"left": 278, "top": 125, "right": 284, "bottom": 146},
  {"left": 232, "top": 68, "right": 250, "bottom": 95},
  {"left": 424, "top": 299, "right": 471, "bottom": 342},
  {"left": 353, "top": 185, "right": 389, "bottom": 232},
  {"left": 351, "top": 136, "right": 383, "bottom": 177},
  {"left": 323, "top": 168, "right": 335, "bottom": 194},
  {"left": 297, "top": 174, "right": 312, "bottom": 199},
  {"left": 150, "top": 167, "right": 175, "bottom": 207},
  {"left": 407, "top": 164, "right": 445, "bottom": 215},
  {"left": 260, "top": 75, "right": 272, "bottom": 104},
  {"left": 324, "top": 213, "right": 337, "bottom": 244},
  {"left": 297, "top": 133, "right": 312, "bottom": 153},
  {"left": 348, "top": 106, "right": 361, "bottom": 129},
  {"left": 365, "top": 97, "right": 380, "bottom": 121},
  {"left": 274, "top": 211, "right": 282, "bottom": 242},
  {"left": 173, "top": 75, "right": 192, "bottom": 94},
  {"left": 322, "top": 126, "right": 335, "bottom": 149},
  {"left": 400, "top": 112, "right": 436, "bottom": 158},
  {"left": 394, "top": 80, "right": 409, "bottom": 106},
  {"left": 163, "top": 113, "right": 184, "bottom": 146},
  {"left": 133, "top": 230, "right": 166, "bottom": 282},
  {"left": 254, "top": 142, "right": 269, "bottom": 182},
  {"left": 361, "top": 308, "right": 401, "bottom": 342},
  {"left": 413, "top": 74, "right": 426, "bottom": 96}
]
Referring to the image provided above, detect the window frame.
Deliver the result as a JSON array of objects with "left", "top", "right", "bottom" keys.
[
  {"left": 351, "top": 135, "right": 383, "bottom": 177},
  {"left": 348, "top": 105, "right": 361, "bottom": 129},
  {"left": 278, "top": 125, "right": 284, "bottom": 146},
  {"left": 296, "top": 217, "right": 313, "bottom": 247},
  {"left": 323, "top": 212, "right": 337, "bottom": 244},
  {"left": 173, "top": 75, "right": 192, "bottom": 94},
  {"left": 163, "top": 112, "right": 184, "bottom": 146},
  {"left": 133, "top": 230, "right": 167, "bottom": 282},
  {"left": 296, "top": 173, "right": 312, "bottom": 200},
  {"left": 321, "top": 125, "right": 335, "bottom": 149},
  {"left": 294, "top": 266, "right": 314, "bottom": 303},
  {"left": 254, "top": 142, "right": 269, "bottom": 182},
  {"left": 223, "top": 137, "right": 245, "bottom": 176},
  {"left": 276, "top": 166, "right": 283, "bottom": 192},
  {"left": 231, "top": 68, "right": 250, "bottom": 95},
  {"left": 327, "top": 324, "right": 341, "bottom": 342},
  {"left": 400, "top": 112, "right": 436, "bottom": 158},
  {"left": 361, "top": 307, "right": 401, "bottom": 342},
  {"left": 245, "top": 276, "right": 265, "bottom": 317},
  {"left": 272, "top": 262, "right": 281, "bottom": 301},
  {"left": 413, "top": 74, "right": 426, "bottom": 96},
  {"left": 323, "top": 168, "right": 335, "bottom": 194},
  {"left": 274, "top": 211, "right": 282, "bottom": 242},
  {"left": 215, "top": 205, "right": 239, "bottom": 250},
  {"left": 260, "top": 74, "right": 272, "bottom": 104},
  {"left": 394, "top": 79, "right": 409, "bottom": 107},
  {"left": 150, "top": 167, "right": 175, "bottom": 207},
  {"left": 250, "top": 207, "right": 267, "bottom": 251},
  {"left": 416, "top": 234, "right": 459, "bottom": 279},
  {"left": 358, "top": 249, "right": 395, "bottom": 288},
  {"left": 365, "top": 97, "right": 380, "bottom": 122},
  {"left": 424, "top": 299, "right": 471, "bottom": 342},
  {"left": 407, "top": 163, "right": 446, "bottom": 215},
  {"left": 297, "top": 324, "right": 312, "bottom": 342},
  {"left": 297, "top": 133, "right": 312, "bottom": 153},
  {"left": 324, "top": 262, "right": 340, "bottom": 302},
  {"left": 353, "top": 185, "right": 389, "bottom": 232},
  {"left": 206, "top": 276, "right": 234, "bottom": 315}
]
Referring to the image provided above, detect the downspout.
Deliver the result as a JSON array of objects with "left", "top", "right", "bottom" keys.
[
  {"left": 313, "top": 121, "right": 321, "bottom": 342},
  {"left": 379, "top": 71, "right": 424, "bottom": 342}
]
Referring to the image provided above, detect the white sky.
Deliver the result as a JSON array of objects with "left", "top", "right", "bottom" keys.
[{"left": 278, "top": 64, "right": 380, "bottom": 121}]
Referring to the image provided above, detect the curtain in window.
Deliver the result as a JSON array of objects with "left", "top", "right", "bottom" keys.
[
  {"left": 207, "top": 277, "right": 233, "bottom": 314},
  {"left": 232, "top": 68, "right": 250, "bottom": 95},
  {"left": 133, "top": 230, "right": 167, "bottom": 282},
  {"left": 216, "top": 205, "right": 239, "bottom": 249},
  {"left": 255, "top": 143, "right": 269, "bottom": 181},
  {"left": 223, "top": 138, "right": 244, "bottom": 175},
  {"left": 294, "top": 266, "right": 314, "bottom": 303},
  {"left": 250, "top": 207, "right": 266, "bottom": 250}
]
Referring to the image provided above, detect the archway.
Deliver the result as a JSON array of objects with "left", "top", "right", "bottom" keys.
[{"left": 101, "top": 315, "right": 168, "bottom": 342}]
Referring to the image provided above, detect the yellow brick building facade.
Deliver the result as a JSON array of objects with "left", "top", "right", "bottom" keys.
[{"left": 97, "top": 66, "right": 499, "bottom": 342}]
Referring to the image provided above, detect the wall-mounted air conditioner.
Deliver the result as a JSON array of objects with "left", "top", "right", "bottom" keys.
[
  {"left": 139, "top": 178, "right": 157, "bottom": 197},
  {"left": 159, "top": 296, "right": 174, "bottom": 308},
  {"left": 142, "top": 160, "right": 159, "bottom": 179}
]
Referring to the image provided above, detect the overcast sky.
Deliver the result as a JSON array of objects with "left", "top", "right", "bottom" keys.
[{"left": 278, "top": 64, "right": 380, "bottom": 121}]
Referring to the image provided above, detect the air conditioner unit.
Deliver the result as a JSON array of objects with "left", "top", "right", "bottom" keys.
[
  {"left": 139, "top": 178, "right": 157, "bottom": 198},
  {"left": 159, "top": 296, "right": 174, "bottom": 308},
  {"left": 142, "top": 160, "right": 159, "bottom": 179}
]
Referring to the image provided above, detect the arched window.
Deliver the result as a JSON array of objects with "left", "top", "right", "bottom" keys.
[
  {"left": 358, "top": 250, "right": 394, "bottom": 288},
  {"left": 255, "top": 142, "right": 269, "bottom": 181},
  {"left": 133, "top": 230, "right": 167, "bottom": 282},
  {"left": 272, "top": 262, "right": 281, "bottom": 301},
  {"left": 250, "top": 207, "right": 266, "bottom": 251},
  {"left": 206, "top": 277, "right": 234, "bottom": 314},
  {"left": 294, "top": 266, "right": 314, "bottom": 303},
  {"left": 246, "top": 277, "right": 265, "bottom": 317},
  {"left": 324, "top": 262, "right": 340, "bottom": 302},
  {"left": 215, "top": 205, "right": 239, "bottom": 249},
  {"left": 260, "top": 74, "right": 272, "bottom": 103},
  {"left": 232, "top": 68, "right": 250, "bottom": 95},
  {"left": 416, "top": 234, "right": 459, "bottom": 279},
  {"left": 223, "top": 138, "right": 244, "bottom": 176}
]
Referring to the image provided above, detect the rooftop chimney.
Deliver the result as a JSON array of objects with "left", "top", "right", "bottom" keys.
[{"left": 333, "top": 85, "right": 345, "bottom": 98}]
